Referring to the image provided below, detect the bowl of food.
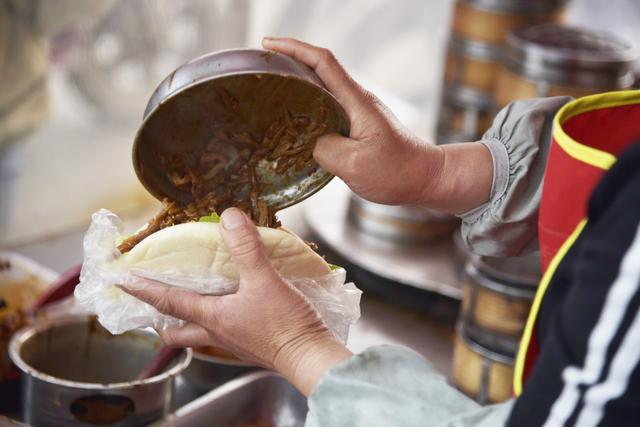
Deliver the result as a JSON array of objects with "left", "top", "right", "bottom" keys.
[{"left": 132, "top": 48, "right": 350, "bottom": 224}]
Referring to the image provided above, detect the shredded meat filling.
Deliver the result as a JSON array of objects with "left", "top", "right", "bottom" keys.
[{"left": 118, "top": 100, "right": 328, "bottom": 254}]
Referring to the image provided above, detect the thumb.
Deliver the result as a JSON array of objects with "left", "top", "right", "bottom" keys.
[
  {"left": 314, "top": 133, "right": 363, "bottom": 177},
  {"left": 220, "top": 208, "right": 279, "bottom": 285}
]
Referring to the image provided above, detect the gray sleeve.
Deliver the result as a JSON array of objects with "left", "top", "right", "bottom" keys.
[
  {"left": 305, "top": 345, "right": 513, "bottom": 427},
  {"left": 457, "top": 96, "right": 573, "bottom": 257}
]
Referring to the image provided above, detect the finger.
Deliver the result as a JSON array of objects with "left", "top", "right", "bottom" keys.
[
  {"left": 157, "top": 323, "right": 213, "bottom": 347},
  {"left": 119, "top": 279, "right": 216, "bottom": 325},
  {"left": 313, "top": 133, "right": 363, "bottom": 177},
  {"left": 219, "top": 208, "right": 280, "bottom": 285},
  {"left": 262, "top": 37, "right": 368, "bottom": 118}
]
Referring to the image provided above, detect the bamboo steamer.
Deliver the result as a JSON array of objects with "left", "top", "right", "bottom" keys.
[
  {"left": 461, "top": 253, "right": 540, "bottom": 355},
  {"left": 495, "top": 24, "right": 637, "bottom": 108},
  {"left": 437, "top": 86, "right": 494, "bottom": 142},
  {"left": 452, "top": 326, "right": 514, "bottom": 404},
  {"left": 451, "top": 0, "right": 565, "bottom": 45},
  {"left": 445, "top": 37, "right": 503, "bottom": 93}
]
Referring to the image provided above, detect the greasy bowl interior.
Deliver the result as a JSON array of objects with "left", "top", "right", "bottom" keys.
[
  {"left": 134, "top": 58, "right": 350, "bottom": 209},
  {"left": 10, "top": 317, "right": 190, "bottom": 387}
]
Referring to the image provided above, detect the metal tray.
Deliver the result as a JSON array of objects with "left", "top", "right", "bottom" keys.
[{"left": 154, "top": 371, "right": 307, "bottom": 427}]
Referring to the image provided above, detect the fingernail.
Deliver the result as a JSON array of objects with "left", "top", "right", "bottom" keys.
[{"left": 221, "top": 208, "right": 246, "bottom": 230}]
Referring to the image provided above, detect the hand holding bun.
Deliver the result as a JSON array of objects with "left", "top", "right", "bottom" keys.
[{"left": 121, "top": 208, "right": 353, "bottom": 396}]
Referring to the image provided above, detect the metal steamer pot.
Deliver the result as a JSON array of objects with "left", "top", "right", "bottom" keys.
[
  {"left": 452, "top": 324, "right": 514, "bottom": 405},
  {"left": 460, "top": 253, "right": 540, "bottom": 356},
  {"left": 451, "top": 0, "right": 566, "bottom": 45},
  {"left": 347, "top": 195, "right": 460, "bottom": 244},
  {"left": 9, "top": 316, "right": 191, "bottom": 427},
  {"left": 437, "top": 85, "right": 495, "bottom": 143},
  {"left": 495, "top": 24, "right": 638, "bottom": 108},
  {"left": 445, "top": 36, "right": 503, "bottom": 94}
]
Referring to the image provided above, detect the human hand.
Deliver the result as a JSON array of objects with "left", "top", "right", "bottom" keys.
[
  {"left": 121, "top": 208, "right": 352, "bottom": 396},
  {"left": 263, "top": 37, "right": 442, "bottom": 206},
  {"left": 262, "top": 37, "right": 493, "bottom": 213}
]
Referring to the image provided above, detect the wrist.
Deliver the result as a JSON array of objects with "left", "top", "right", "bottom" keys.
[
  {"left": 408, "top": 141, "right": 446, "bottom": 206},
  {"left": 416, "top": 142, "right": 493, "bottom": 213},
  {"left": 274, "top": 331, "right": 352, "bottom": 396}
]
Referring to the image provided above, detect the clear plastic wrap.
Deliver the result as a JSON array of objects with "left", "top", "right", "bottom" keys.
[{"left": 74, "top": 209, "right": 362, "bottom": 342}]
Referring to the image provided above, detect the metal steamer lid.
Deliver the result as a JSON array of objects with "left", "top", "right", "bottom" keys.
[
  {"left": 469, "top": 252, "right": 541, "bottom": 291},
  {"left": 460, "top": 0, "right": 567, "bottom": 14},
  {"left": 505, "top": 24, "right": 638, "bottom": 88},
  {"left": 133, "top": 49, "right": 350, "bottom": 208}
]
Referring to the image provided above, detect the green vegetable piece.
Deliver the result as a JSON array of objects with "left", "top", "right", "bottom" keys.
[{"left": 198, "top": 212, "right": 221, "bottom": 223}]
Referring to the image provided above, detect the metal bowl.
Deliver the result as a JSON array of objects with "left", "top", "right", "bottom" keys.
[
  {"left": 9, "top": 316, "right": 192, "bottom": 427},
  {"left": 133, "top": 48, "right": 350, "bottom": 209},
  {"left": 181, "top": 348, "right": 259, "bottom": 392}
]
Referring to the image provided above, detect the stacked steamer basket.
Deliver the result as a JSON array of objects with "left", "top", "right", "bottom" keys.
[
  {"left": 494, "top": 24, "right": 637, "bottom": 109},
  {"left": 452, "top": 253, "right": 541, "bottom": 404},
  {"left": 437, "top": 0, "right": 566, "bottom": 143},
  {"left": 442, "top": 5, "right": 559, "bottom": 399}
]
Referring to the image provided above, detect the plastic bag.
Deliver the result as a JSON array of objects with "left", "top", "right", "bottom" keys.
[{"left": 74, "top": 209, "right": 362, "bottom": 343}]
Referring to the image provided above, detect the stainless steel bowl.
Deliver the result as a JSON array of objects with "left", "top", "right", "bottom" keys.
[
  {"left": 181, "top": 349, "right": 259, "bottom": 392},
  {"left": 133, "top": 48, "right": 350, "bottom": 210},
  {"left": 9, "top": 316, "right": 191, "bottom": 427}
]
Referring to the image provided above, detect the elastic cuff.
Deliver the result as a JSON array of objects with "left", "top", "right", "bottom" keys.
[
  {"left": 456, "top": 139, "right": 509, "bottom": 222},
  {"left": 481, "top": 138, "right": 510, "bottom": 202}
]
